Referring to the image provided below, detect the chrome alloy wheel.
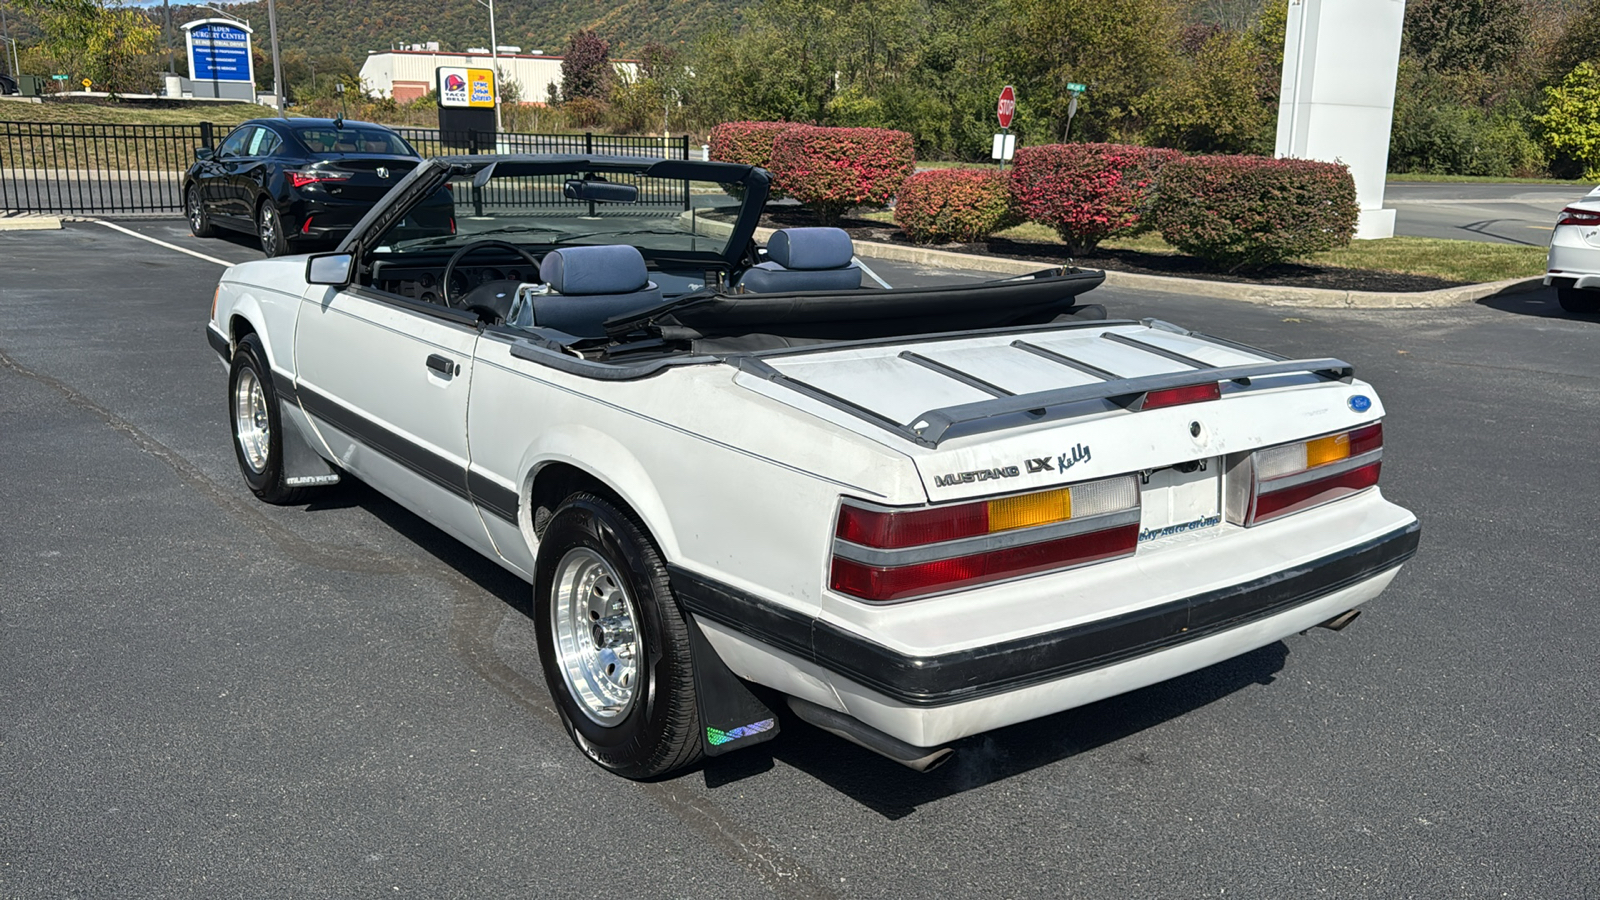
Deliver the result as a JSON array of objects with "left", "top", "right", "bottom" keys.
[
  {"left": 233, "top": 366, "right": 271, "bottom": 474},
  {"left": 187, "top": 189, "right": 203, "bottom": 230},
  {"left": 551, "top": 547, "right": 641, "bottom": 725},
  {"left": 258, "top": 206, "right": 277, "bottom": 251}
]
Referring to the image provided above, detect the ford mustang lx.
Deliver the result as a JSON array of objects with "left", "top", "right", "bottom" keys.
[{"left": 205, "top": 154, "right": 1421, "bottom": 778}]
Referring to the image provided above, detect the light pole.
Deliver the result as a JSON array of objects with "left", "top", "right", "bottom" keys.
[
  {"left": 474, "top": 0, "right": 502, "bottom": 130},
  {"left": 265, "top": 0, "right": 284, "bottom": 116},
  {"left": 1, "top": 3, "right": 18, "bottom": 80}
]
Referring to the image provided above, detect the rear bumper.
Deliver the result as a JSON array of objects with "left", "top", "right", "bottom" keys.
[{"left": 676, "top": 514, "right": 1419, "bottom": 747}]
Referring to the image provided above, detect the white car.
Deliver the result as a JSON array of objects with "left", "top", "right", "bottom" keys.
[
  {"left": 206, "top": 154, "right": 1421, "bottom": 778},
  {"left": 1546, "top": 185, "right": 1600, "bottom": 314}
]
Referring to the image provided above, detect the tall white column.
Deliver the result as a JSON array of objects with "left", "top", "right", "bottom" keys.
[{"left": 1276, "top": 0, "right": 1407, "bottom": 239}]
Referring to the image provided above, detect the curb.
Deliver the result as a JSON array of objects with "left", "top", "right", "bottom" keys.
[
  {"left": 0, "top": 215, "right": 64, "bottom": 232},
  {"left": 836, "top": 236, "right": 1545, "bottom": 309}
]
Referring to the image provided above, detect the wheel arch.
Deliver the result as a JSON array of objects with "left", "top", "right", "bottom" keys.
[{"left": 516, "top": 428, "right": 682, "bottom": 568}]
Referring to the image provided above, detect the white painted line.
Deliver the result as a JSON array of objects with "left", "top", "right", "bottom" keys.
[
  {"left": 854, "top": 255, "right": 892, "bottom": 290},
  {"left": 88, "top": 218, "right": 237, "bottom": 267}
]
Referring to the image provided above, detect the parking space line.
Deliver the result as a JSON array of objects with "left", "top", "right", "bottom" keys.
[
  {"left": 89, "top": 219, "right": 237, "bottom": 268},
  {"left": 854, "top": 255, "right": 893, "bottom": 289}
]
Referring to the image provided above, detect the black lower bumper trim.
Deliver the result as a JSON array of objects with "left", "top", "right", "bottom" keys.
[
  {"left": 671, "top": 519, "right": 1420, "bottom": 708},
  {"left": 206, "top": 325, "right": 230, "bottom": 362}
]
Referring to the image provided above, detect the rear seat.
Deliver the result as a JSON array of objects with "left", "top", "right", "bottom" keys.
[{"left": 737, "top": 227, "right": 861, "bottom": 293}]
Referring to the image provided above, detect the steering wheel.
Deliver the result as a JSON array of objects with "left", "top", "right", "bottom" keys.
[{"left": 441, "top": 239, "right": 541, "bottom": 308}]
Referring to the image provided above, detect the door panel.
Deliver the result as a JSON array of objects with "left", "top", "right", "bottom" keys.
[{"left": 294, "top": 286, "right": 493, "bottom": 553}]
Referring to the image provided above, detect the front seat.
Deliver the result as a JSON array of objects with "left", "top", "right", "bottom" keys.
[
  {"left": 525, "top": 245, "right": 665, "bottom": 338},
  {"left": 737, "top": 227, "right": 862, "bottom": 293}
]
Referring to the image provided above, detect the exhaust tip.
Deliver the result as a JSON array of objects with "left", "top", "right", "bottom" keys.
[{"left": 1317, "top": 609, "right": 1362, "bottom": 631}]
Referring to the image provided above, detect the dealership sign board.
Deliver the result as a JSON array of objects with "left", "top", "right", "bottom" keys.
[
  {"left": 437, "top": 67, "right": 496, "bottom": 108},
  {"left": 183, "top": 19, "right": 254, "bottom": 83}
]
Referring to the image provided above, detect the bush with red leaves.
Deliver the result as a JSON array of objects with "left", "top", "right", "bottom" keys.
[
  {"left": 1152, "top": 155, "right": 1359, "bottom": 270},
  {"left": 768, "top": 125, "right": 916, "bottom": 225},
  {"left": 894, "top": 168, "right": 1018, "bottom": 243},
  {"left": 1008, "top": 143, "right": 1183, "bottom": 254},
  {"left": 708, "top": 121, "right": 798, "bottom": 170}
]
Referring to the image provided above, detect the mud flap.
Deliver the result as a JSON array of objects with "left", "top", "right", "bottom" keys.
[
  {"left": 278, "top": 400, "right": 342, "bottom": 488},
  {"left": 685, "top": 613, "right": 780, "bottom": 757}
]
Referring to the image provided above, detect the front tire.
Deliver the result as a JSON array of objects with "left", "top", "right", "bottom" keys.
[
  {"left": 257, "top": 201, "right": 289, "bottom": 258},
  {"left": 534, "top": 493, "right": 702, "bottom": 779},
  {"left": 187, "top": 184, "right": 214, "bottom": 238},
  {"left": 1557, "top": 285, "right": 1600, "bottom": 314},
  {"left": 229, "top": 334, "right": 309, "bottom": 505}
]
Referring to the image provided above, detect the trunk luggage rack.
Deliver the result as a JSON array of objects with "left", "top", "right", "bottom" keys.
[{"left": 736, "top": 319, "right": 1355, "bottom": 447}]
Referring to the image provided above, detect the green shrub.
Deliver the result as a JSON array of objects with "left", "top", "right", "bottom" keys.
[
  {"left": 1152, "top": 155, "right": 1358, "bottom": 271},
  {"left": 767, "top": 125, "right": 916, "bottom": 225},
  {"left": 1008, "top": 143, "right": 1182, "bottom": 254},
  {"left": 894, "top": 168, "right": 1016, "bottom": 243}
]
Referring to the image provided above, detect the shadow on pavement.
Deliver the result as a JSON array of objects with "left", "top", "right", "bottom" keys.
[
  {"left": 1477, "top": 284, "right": 1600, "bottom": 321},
  {"left": 706, "top": 642, "right": 1290, "bottom": 818}
]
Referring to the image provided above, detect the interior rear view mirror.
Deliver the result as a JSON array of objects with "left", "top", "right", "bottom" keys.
[
  {"left": 306, "top": 253, "right": 355, "bottom": 286},
  {"left": 563, "top": 179, "right": 638, "bottom": 204}
]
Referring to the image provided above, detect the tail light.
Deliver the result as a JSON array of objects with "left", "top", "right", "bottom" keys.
[
  {"left": 830, "top": 475, "right": 1141, "bottom": 602},
  {"left": 1556, "top": 207, "right": 1600, "bottom": 227},
  {"left": 1228, "top": 423, "right": 1383, "bottom": 526},
  {"left": 288, "top": 171, "right": 350, "bottom": 189},
  {"left": 1139, "top": 382, "right": 1221, "bottom": 410}
]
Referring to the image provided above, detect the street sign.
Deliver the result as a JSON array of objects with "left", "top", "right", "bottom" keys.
[
  {"left": 991, "top": 133, "right": 1016, "bottom": 161},
  {"left": 51, "top": 74, "right": 68, "bottom": 81},
  {"left": 1067, "top": 82, "right": 1087, "bottom": 93},
  {"left": 996, "top": 85, "right": 1016, "bottom": 129},
  {"left": 81, "top": 78, "right": 91, "bottom": 90}
]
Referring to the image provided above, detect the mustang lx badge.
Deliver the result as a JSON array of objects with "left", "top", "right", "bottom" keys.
[
  {"left": 934, "top": 466, "right": 1021, "bottom": 487},
  {"left": 1023, "top": 443, "right": 1093, "bottom": 475}
]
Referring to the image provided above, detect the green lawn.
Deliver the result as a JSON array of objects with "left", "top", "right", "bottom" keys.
[
  {"left": 861, "top": 212, "right": 1547, "bottom": 284},
  {"left": 0, "top": 98, "right": 282, "bottom": 126},
  {"left": 1384, "top": 172, "right": 1592, "bottom": 186}
]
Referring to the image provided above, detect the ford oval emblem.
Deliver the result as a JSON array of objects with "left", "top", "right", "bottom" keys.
[{"left": 1348, "top": 394, "right": 1372, "bottom": 413}]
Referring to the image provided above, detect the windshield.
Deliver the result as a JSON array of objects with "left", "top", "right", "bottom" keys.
[
  {"left": 369, "top": 165, "right": 747, "bottom": 260},
  {"left": 297, "top": 126, "right": 415, "bottom": 156}
]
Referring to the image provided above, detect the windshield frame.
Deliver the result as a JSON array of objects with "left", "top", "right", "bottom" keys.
[{"left": 338, "top": 154, "right": 770, "bottom": 269}]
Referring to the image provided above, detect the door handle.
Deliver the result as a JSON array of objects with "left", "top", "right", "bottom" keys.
[{"left": 425, "top": 354, "right": 457, "bottom": 376}]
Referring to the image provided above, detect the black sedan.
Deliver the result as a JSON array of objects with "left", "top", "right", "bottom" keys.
[{"left": 183, "top": 118, "right": 453, "bottom": 257}]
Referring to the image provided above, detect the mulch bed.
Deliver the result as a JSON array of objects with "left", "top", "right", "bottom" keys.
[{"left": 760, "top": 207, "right": 1466, "bottom": 293}]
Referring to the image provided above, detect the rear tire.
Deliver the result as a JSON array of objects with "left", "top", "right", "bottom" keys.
[
  {"left": 257, "top": 201, "right": 289, "bottom": 258},
  {"left": 1557, "top": 285, "right": 1600, "bottom": 314},
  {"left": 187, "top": 184, "right": 214, "bottom": 238},
  {"left": 534, "top": 493, "right": 702, "bottom": 779},
  {"left": 229, "top": 334, "right": 310, "bottom": 505}
]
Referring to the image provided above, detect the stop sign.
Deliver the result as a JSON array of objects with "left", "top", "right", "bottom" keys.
[{"left": 997, "top": 85, "right": 1016, "bottom": 129}]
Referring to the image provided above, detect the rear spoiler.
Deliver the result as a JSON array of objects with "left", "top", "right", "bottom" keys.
[{"left": 737, "top": 320, "right": 1355, "bottom": 447}]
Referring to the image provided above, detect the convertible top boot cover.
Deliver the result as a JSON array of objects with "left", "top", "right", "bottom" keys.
[
  {"left": 737, "top": 227, "right": 862, "bottom": 293},
  {"left": 534, "top": 245, "right": 664, "bottom": 337}
]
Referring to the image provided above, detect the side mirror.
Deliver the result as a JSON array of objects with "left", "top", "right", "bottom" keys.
[
  {"left": 305, "top": 253, "right": 355, "bottom": 286},
  {"left": 195, "top": 146, "right": 214, "bottom": 161}
]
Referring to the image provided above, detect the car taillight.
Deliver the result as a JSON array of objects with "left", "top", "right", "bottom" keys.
[
  {"left": 1140, "top": 382, "right": 1222, "bottom": 410},
  {"left": 830, "top": 475, "right": 1141, "bottom": 602},
  {"left": 1228, "top": 423, "right": 1383, "bottom": 526},
  {"left": 1556, "top": 207, "right": 1600, "bottom": 227},
  {"left": 288, "top": 171, "right": 350, "bottom": 189}
]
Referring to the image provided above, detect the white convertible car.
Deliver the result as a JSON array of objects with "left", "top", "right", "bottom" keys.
[{"left": 206, "top": 155, "right": 1421, "bottom": 778}]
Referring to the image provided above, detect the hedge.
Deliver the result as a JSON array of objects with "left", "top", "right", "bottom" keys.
[
  {"left": 768, "top": 125, "right": 916, "bottom": 225},
  {"left": 1151, "top": 155, "right": 1359, "bottom": 270},
  {"left": 708, "top": 121, "right": 800, "bottom": 199},
  {"left": 1008, "top": 143, "right": 1183, "bottom": 254},
  {"left": 894, "top": 168, "right": 1017, "bottom": 243}
]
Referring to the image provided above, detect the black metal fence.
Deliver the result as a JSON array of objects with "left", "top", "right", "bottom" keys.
[{"left": 0, "top": 122, "right": 692, "bottom": 215}]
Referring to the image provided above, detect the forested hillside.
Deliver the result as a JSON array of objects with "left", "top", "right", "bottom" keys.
[{"left": 156, "top": 0, "right": 743, "bottom": 60}]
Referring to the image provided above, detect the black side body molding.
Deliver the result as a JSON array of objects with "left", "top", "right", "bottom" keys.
[{"left": 671, "top": 520, "right": 1420, "bottom": 708}]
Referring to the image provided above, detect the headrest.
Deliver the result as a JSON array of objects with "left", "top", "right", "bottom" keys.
[
  {"left": 539, "top": 245, "right": 650, "bottom": 295},
  {"left": 767, "top": 227, "right": 854, "bottom": 270}
]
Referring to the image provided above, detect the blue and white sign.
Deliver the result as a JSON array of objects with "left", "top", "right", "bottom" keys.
[{"left": 183, "top": 19, "right": 254, "bottom": 84}]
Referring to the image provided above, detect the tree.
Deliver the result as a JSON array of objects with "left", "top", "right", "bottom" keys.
[
  {"left": 1546, "top": 0, "right": 1600, "bottom": 84},
  {"left": 559, "top": 28, "right": 613, "bottom": 103},
  {"left": 1402, "top": 0, "right": 1530, "bottom": 75},
  {"left": 1535, "top": 61, "right": 1600, "bottom": 178},
  {"left": 19, "top": 0, "right": 159, "bottom": 93},
  {"left": 1146, "top": 28, "right": 1275, "bottom": 153},
  {"left": 998, "top": 0, "right": 1181, "bottom": 143}
]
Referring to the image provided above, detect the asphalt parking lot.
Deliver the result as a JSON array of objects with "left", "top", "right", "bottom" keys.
[{"left": 2, "top": 220, "right": 1597, "bottom": 899}]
